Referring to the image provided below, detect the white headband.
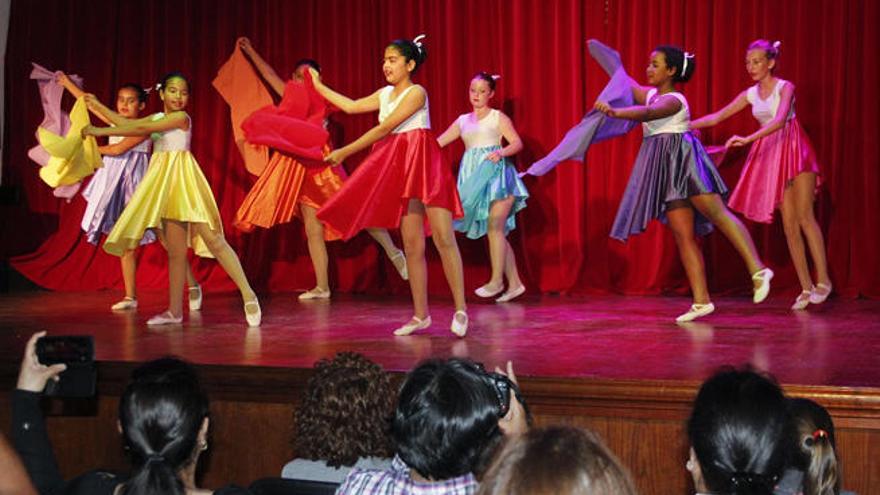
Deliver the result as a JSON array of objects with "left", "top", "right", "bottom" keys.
[
  {"left": 682, "top": 51, "right": 694, "bottom": 76},
  {"left": 413, "top": 34, "right": 426, "bottom": 54}
]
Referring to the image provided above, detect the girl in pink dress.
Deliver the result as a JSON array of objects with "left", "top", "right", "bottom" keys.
[{"left": 691, "top": 40, "right": 831, "bottom": 310}]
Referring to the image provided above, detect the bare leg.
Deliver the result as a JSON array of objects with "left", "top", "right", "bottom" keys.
[
  {"left": 162, "top": 220, "right": 189, "bottom": 318},
  {"left": 120, "top": 249, "right": 137, "bottom": 299},
  {"left": 366, "top": 227, "right": 407, "bottom": 278},
  {"left": 780, "top": 180, "right": 814, "bottom": 291},
  {"left": 689, "top": 193, "right": 764, "bottom": 287},
  {"left": 666, "top": 204, "right": 710, "bottom": 305},
  {"left": 191, "top": 223, "right": 257, "bottom": 303},
  {"left": 484, "top": 196, "right": 515, "bottom": 290},
  {"left": 426, "top": 206, "right": 467, "bottom": 312},
  {"left": 400, "top": 200, "right": 428, "bottom": 320},
  {"left": 502, "top": 240, "right": 523, "bottom": 288},
  {"left": 790, "top": 173, "right": 830, "bottom": 287},
  {"left": 301, "top": 204, "right": 329, "bottom": 291}
]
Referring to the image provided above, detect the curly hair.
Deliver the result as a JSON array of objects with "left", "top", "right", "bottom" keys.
[{"left": 293, "top": 353, "right": 395, "bottom": 467}]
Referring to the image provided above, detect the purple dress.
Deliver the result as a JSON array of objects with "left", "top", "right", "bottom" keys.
[{"left": 81, "top": 136, "right": 155, "bottom": 245}]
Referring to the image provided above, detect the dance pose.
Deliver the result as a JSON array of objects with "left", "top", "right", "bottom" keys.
[
  {"left": 232, "top": 38, "right": 408, "bottom": 301},
  {"left": 57, "top": 74, "right": 202, "bottom": 311},
  {"left": 310, "top": 36, "right": 469, "bottom": 337},
  {"left": 437, "top": 72, "right": 528, "bottom": 303},
  {"left": 690, "top": 40, "right": 831, "bottom": 310},
  {"left": 83, "top": 72, "right": 260, "bottom": 327},
  {"left": 595, "top": 46, "right": 773, "bottom": 322}
]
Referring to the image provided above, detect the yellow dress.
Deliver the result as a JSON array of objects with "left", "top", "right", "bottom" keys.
[
  {"left": 38, "top": 96, "right": 102, "bottom": 187},
  {"left": 103, "top": 113, "right": 223, "bottom": 258}
]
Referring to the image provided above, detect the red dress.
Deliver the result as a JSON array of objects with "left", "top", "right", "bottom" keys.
[{"left": 316, "top": 85, "right": 462, "bottom": 240}]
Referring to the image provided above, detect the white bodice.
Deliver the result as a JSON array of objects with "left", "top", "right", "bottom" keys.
[
  {"left": 457, "top": 109, "right": 503, "bottom": 149},
  {"left": 378, "top": 85, "right": 430, "bottom": 133},
  {"left": 108, "top": 134, "right": 152, "bottom": 153},
  {"left": 151, "top": 113, "right": 192, "bottom": 152},
  {"left": 746, "top": 79, "right": 795, "bottom": 126},
  {"left": 642, "top": 90, "right": 690, "bottom": 136}
]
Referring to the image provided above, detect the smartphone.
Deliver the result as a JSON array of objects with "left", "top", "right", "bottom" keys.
[{"left": 35, "top": 335, "right": 96, "bottom": 397}]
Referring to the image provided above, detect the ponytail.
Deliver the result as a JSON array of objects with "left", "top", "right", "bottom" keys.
[
  {"left": 790, "top": 399, "right": 841, "bottom": 495},
  {"left": 121, "top": 454, "right": 185, "bottom": 495}
]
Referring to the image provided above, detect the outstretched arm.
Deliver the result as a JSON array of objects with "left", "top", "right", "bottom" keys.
[
  {"left": 325, "top": 86, "right": 426, "bottom": 164},
  {"left": 595, "top": 93, "right": 682, "bottom": 122},
  {"left": 630, "top": 82, "right": 653, "bottom": 105},
  {"left": 309, "top": 68, "right": 381, "bottom": 114},
  {"left": 436, "top": 119, "right": 461, "bottom": 148},
  {"left": 238, "top": 37, "right": 285, "bottom": 97},
  {"left": 84, "top": 111, "right": 187, "bottom": 138},
  {"left": 56, "top": 73, "right": 113, "bottom": 125},
  {"left": 690, "top": 90, "right": 749, "bottom": 129},
  {"left": 726, "top": 82, "right": 794, "bottom": 147}
]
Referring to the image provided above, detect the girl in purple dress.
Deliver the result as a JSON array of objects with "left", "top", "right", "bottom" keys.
[{"left": 595, "top": 46, "right": 773, "bottom": 322}]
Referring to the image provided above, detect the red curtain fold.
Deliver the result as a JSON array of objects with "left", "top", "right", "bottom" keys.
[{"left": 3, "top": 0, "right": 877, "bottom": 297}]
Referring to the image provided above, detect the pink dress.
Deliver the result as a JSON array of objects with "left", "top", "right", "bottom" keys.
[{"left": 727, "top": 79, "right": 822, "bottom": 223}]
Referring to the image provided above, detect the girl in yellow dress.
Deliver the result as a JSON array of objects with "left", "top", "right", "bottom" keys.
[{"left": 83, "top": 72, "right": 260, "bottom": 327}]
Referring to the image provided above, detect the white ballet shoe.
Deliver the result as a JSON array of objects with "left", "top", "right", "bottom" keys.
[
  {"left": 188, "top": 285, "right": 202, "bottom": 311},
  {"left": 496, "top": 285, "right": 526, "bottom": 303},
  {"left": 809, "top": 283, "right": 832, "bottom": 304},
  {"left": 298, "top": 287, "right": 331, "bottom": 301},
  {"left": 390, "top": 250, "right": 409, "bottom": 280},
  {"left": 393, "top": 316, "right": 432, "bottom": 336},
  {"left": 147, "top": 310, "right": 183, "bottom": 326},
  {"left": 791, "top": 290, "right": 812, "bottom": 310},
  {"left": 751, "top": 267, "right": 774, "bottom": 303},
  {"left": 451, "top": 310, "right": 469, "bottom": 338},
  {"left": 111, "top": 297, "right": 138, "bottom": 311},
  {"left": 475, "top": 283, "right": 504, "bottom": 298},
  {"left": 675, "top": 303, "right": 715, "bottom": 323},
  {"left": 244, "top": 299, "right": 261, "bottom": 327}
]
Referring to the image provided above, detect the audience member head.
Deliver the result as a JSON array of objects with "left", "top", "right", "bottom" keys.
[
  {"left": 788, "top": 398, "right": 840, "bottom": 495},
  {"left": 293, "top": 352, "right": 395, "bottom": 467},
  {"left": 687, "top": 367, "right": 791, "bottom": 495},
  {"left": 392, "top": 358, "right": 524, "bottom": 481},
  {"left": 477, "top": 426, "right": 639, "bottom": 495},
  {"left": 118, "top": 357, "right": 209, "bottom": 495}
]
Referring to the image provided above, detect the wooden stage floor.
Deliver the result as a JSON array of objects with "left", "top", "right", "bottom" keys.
[{"left": 1, "top": 289, "right": 878, "bottom": 389}]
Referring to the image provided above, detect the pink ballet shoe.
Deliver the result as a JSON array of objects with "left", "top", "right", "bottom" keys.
[
  {"left": 451, "top": 311, "right": 469, "bottom": 338},
  {"left": 475, "top": 283, "right": 504, "bottom": 298},
  {"left": 298, "top": 287, "right": 331, "bottom": 301},
  {"left": 496, "top": 285, "right": 526, "bottom": 303},
  {"left": 751, "top": 267, "right": 774, "bottom": 303},
  {"left": 809, "top": 283, "right": 832, "bottom": 304},
  {"left": 394, "top": 316, "right": 432, "bottom": 336},
  {"left": 390, "top": 250, "right": 409, "bottom": 280},
  {"left": 791, "top": 290, "right": 812, "bottom": 311},
  {"left": 188, "top": 285, "right": 202, "bottom": 311},
  {"left": 676, "top": 303, "right": 715, "bottom": 323},
  {"left": 244, "top": 299, "right": 261, "bottom": 327},
  {"left": 147, "top": 310, "right": 183, "bottom": 326},
  {"left": 111, "top": 297, "right": 138, "bottom": 311}
]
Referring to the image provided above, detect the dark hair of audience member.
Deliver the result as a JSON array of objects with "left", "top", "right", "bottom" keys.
[
  {"left": 392, "top": 358, "right": 503, "bottom": 480},
  {"left": 789, "top": 398, "right": 841, "bottom": 495},
  {"left": 688, "top": 367, "right": 791, "bottom": 495},
  {"left": 477, "top": 426, "right": 639, "bottom": 495},
  {"left": 293, "top": 352, "right": 395, "bottom": 467},
  {"left": 118, "top": 358, "right": 209, "bottom": 495}
]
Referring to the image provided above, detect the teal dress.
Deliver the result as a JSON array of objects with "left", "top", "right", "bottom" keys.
[{"left": 453, "top": 109, "right": 529, "bottom": 239}]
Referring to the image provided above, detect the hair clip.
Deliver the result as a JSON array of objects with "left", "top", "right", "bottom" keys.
[
  {"left": 491, "top": 74, "right": 501, "bottom": 81},
  {"left": 413, "top": 34, "right": 426, "bottom": 53},
  {"left": 682, "top": 51, "right": 695, "bottom": 75},
  {"left": 772, "top": 40, "right": 782, "bottom": 50},
  {"left": 812, "top": 429, "right": 829, "bottom": 440}
]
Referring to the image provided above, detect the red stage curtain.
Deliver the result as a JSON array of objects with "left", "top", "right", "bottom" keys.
[{"left": 3, "top": 0, "right": 878, "bottom": 298}]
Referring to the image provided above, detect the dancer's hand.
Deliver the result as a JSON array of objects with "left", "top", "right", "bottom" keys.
[
  {"left": 325, "top": 148, "right": 346, "bottom": 165},
  {"left": 725, "top": 135, "right": 749, "bottom": 148},
  {"left": 82, "top": 93, "right": 99, "bottom": 109},
  {"left": 307, "top": 67, "right": 322, "bottom": 85},
  {"left": 17, "top": 332, "right": 67, "bottom": 393},
  {"left": 81, "top": 125, "right": 97, "bottom": 138},
  {"left": 237, "top": 37, "right": 253, "bottom": 54},
  {"left": 496, "top": 361, "right": 528, "bottom": 437},
  {"left": 487, "top": 150, "right": 503, "bottom": 163},
  {"left": 594, "top": 100, "right": 618, "bottom": 118},
  {"left": 56, "top": 72, "right": 71, "bottom": 86}
]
